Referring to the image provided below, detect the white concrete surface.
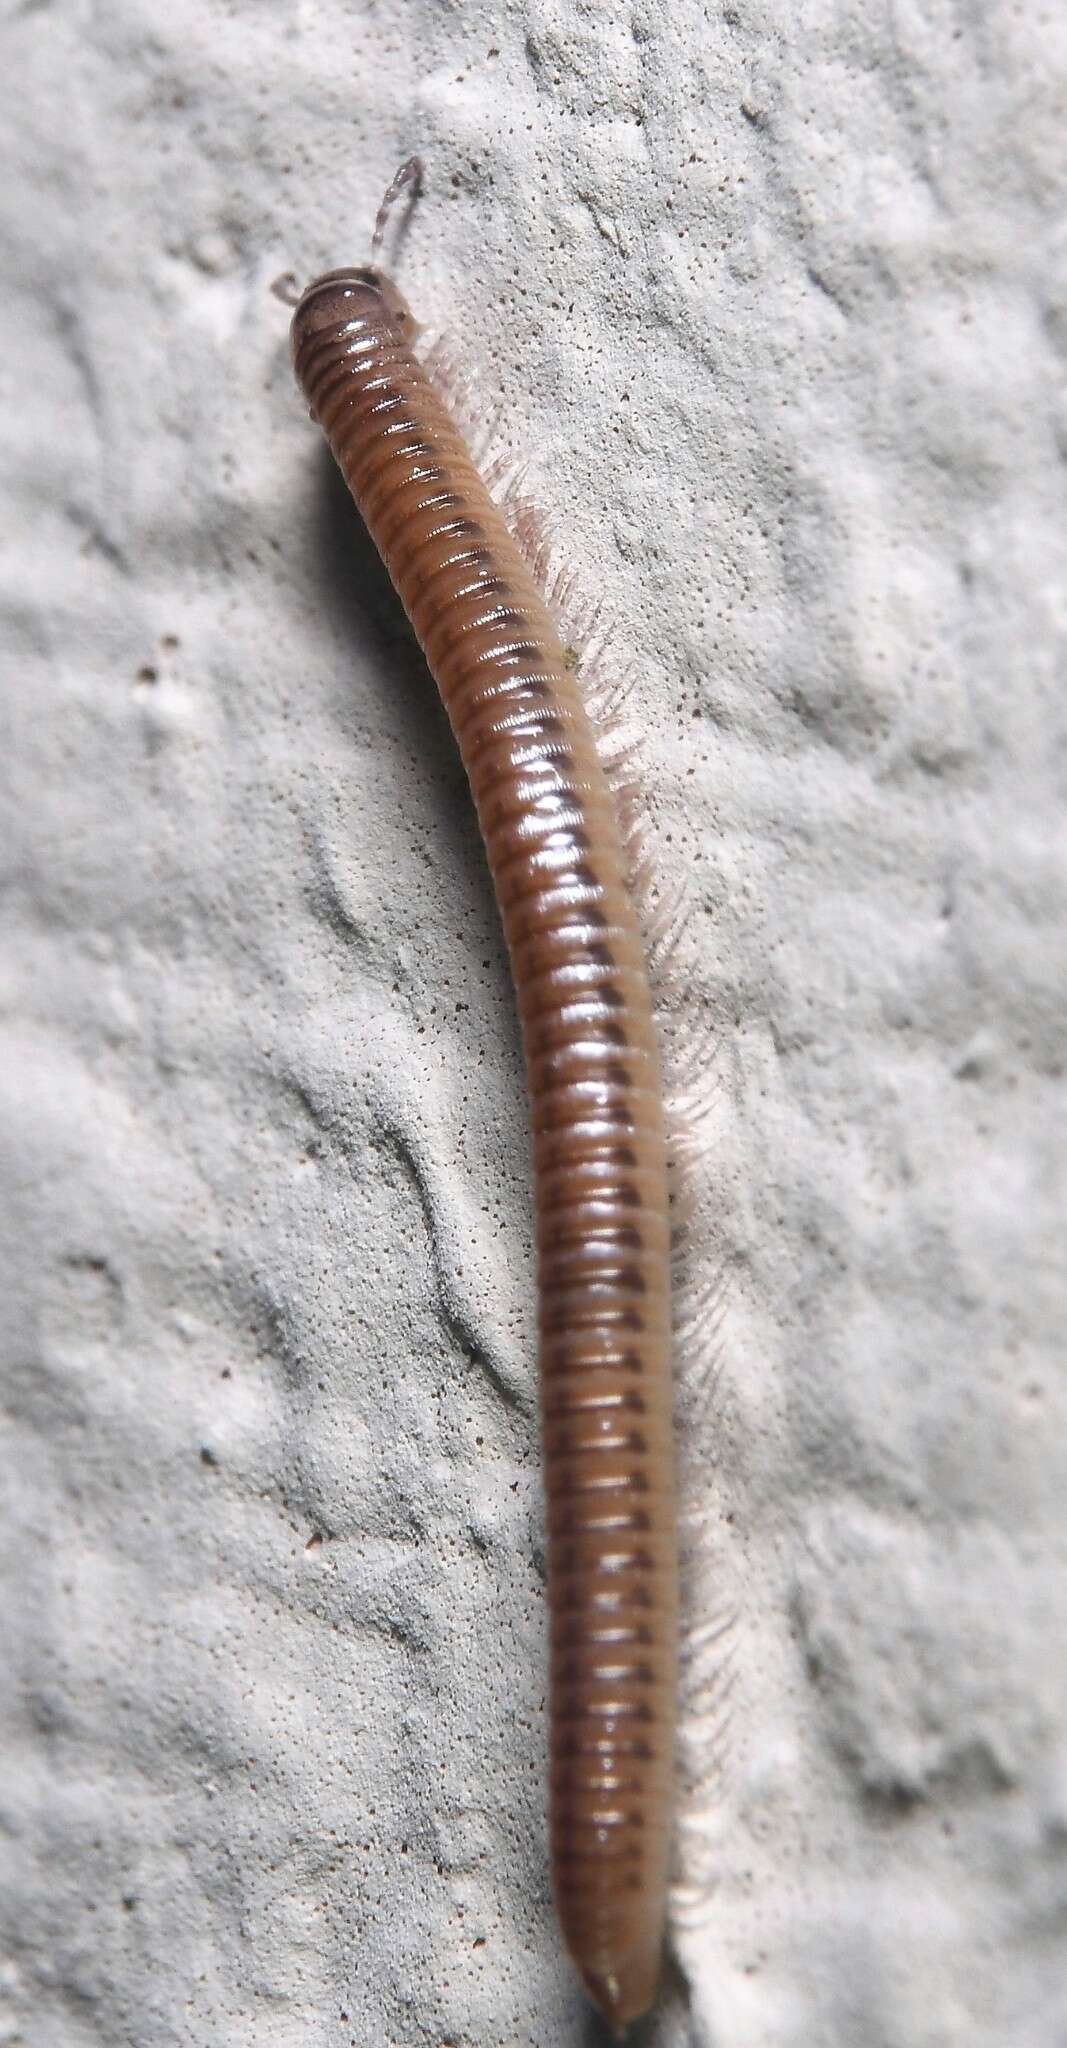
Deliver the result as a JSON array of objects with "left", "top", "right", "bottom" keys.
[{"left": 1, "top": 3, "right": 1065, "bottom": 2044}]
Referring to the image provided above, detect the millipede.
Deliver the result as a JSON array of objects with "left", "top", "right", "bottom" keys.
[{"left": 289, "top": 158, "right": 679, "bottom": 2033}]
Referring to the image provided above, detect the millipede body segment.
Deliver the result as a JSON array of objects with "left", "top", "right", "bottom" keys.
[{"left": 291, "top": 255, "right": 677, "bottom": 2031}]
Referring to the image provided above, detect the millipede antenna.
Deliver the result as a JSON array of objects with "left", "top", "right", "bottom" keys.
[{"left": 371, "top": 155, "right": 425, "bottom": 264}]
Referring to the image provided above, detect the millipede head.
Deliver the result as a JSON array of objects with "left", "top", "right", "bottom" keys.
[{"left": 289, "top": 265, "right": 418, "bottom": 359}]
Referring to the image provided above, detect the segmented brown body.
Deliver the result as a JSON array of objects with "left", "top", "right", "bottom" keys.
[{"left": 291, "top": 267, "right": 677, "bottom": 2030}]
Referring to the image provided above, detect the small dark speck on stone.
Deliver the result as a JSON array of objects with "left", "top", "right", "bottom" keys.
[{"left": 199, "top": 1445, "right": 218, "bottom": 1466}]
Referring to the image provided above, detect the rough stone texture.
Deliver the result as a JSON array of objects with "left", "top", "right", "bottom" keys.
[{"left": 1, "top": 3, "right": 1065, "bottom": 2044}]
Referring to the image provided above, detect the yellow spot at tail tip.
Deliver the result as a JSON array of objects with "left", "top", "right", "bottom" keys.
[{"left": 589, "top": 1971, "right": 629, "bottom": 2037}]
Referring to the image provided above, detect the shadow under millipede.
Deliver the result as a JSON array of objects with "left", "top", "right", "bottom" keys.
[{"left": 306, "top": 442, "right": 495, "bottom": 915}]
